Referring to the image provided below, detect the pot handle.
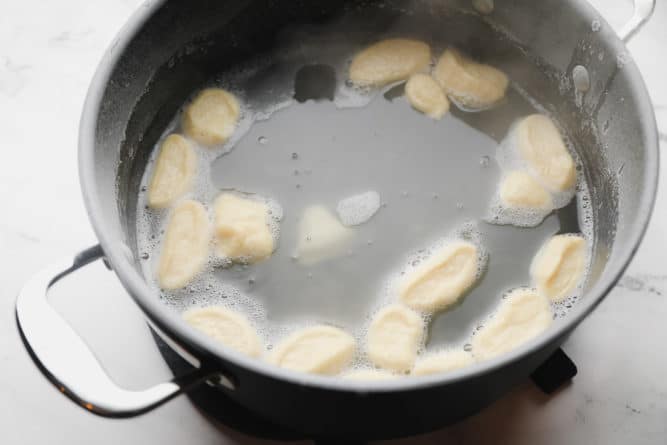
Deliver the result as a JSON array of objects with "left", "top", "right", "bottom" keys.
[
  {"left": 618, "top": 0, "right": 656, "bottom": 42},
  {"left": 15, "top": 244, "right": 212, "bottom": 417}
]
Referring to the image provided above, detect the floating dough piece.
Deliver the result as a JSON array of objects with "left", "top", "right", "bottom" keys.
[
  {"left": 269, "top": 326, "right": 356, "bottom": 375},
  {"left": 530, "top": 234, "right": 587, "bottom": 302},
  {"left": 336, "top": 190, "right": 381, "bottom": 226},
  {"left": 472, "top": 288, "right": 552, "bottom": 361},
  {"left": 349, "top": 39, "right": 431, "bottom": 87},
  {"left": 214, "top": 193, "right": 274, "bottom": 263},
  {"left": 296, "top": 205, "right": 354, "bottom": 265},
  {"left": 433, "top": 48, "right": 508, "bottom": 110},
  {"left": 342, "top": 369, "right": 398, "bottom": 381},
  {"left": 157, "top": 200, "right": 210, "bottom": 289},
  {"left": 367, "top": 305, "right": 424, "bottom": 372},
  {"left": 183, "top": 306, "right": 262, "bottom": 358},
  {"left": 148, "top": 134, "right": 197, "bottom": 208},
  {"left": 399, "top": 241, "right": 480, "bottom": 312},
  {"left": 405, "top": 73, "right": 450, "bottom": 119},
  {"left": 182, "top": 88, "right": 240, "bottom": 146},
  {"left": 499, "top": 170, "right": 553, "bottom": 209},
  {"left": 412, "top": 350, "right": 475, "bottom": 376},
  {"left": 516, "top": 114, "right": 576, "bottom": 192}
]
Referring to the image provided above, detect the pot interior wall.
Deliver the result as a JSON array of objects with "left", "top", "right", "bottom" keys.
[{"left": 90, "top": 0, "right": 651, "bottom": 328}]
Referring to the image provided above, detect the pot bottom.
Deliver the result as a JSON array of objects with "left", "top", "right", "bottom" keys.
[{"left": 152, "top": 329, "right": 577, "bottom": 441}]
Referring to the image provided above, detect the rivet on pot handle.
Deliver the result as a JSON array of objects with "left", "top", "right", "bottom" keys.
[
  {"left": 15, "top": 244, "right": 214, "bottom": 417},
  {"left": 618, "top": 0, "right": 656, "bottom": 42}
]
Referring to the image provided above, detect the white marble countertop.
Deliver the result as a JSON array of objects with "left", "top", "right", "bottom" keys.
[{"left": 1, "top": 1, "right": 665, "bottom": 444}]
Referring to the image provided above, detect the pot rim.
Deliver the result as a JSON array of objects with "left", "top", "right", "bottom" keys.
[{"left": 78, "top": 0, "right": 659, "bottom": 393}]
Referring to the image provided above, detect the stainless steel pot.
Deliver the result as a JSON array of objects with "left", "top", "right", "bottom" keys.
[{"left": 16, "top": 0, "right": 659, "bottom": 439}]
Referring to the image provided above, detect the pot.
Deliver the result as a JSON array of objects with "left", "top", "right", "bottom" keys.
[{"left": 16, "top": 0, "right": 659, "bottom": 439}]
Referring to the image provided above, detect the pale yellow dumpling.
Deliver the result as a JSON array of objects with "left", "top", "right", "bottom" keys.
[
  {"left": 433, "top": 48, "right": 508, "bottom": 110},
  {"left": 412, "top": 350, "right": 475, "bottom": 376},
  {"left": 516, "top": 114, "right": 576, "bottom": 192},
  {"left": 367, "top": 305, "right": 424, "bottom": 372},
  {"left": 399, "top": 241, "right": 480, "bottom": 313},
  {"left": 472, "top": 288, "right": 552, "bottom": 361},
  {"left": 214, "top": 193, "right": 274, "bottom": 263},
  {"left": 269, "top": 326, "right": 356, "bottom": 375},
  {"left": 342, "top": 369, "right": 398, "bottom": 381},
  {"left": 405, "top": 73, "right": 450, "bottom": 119},
  {"left": 349, "top": 39, "right": 431, "bottom": 87},
  {"left": 530, "top": 234, "right": 587, "bottom": 302},
  {"left": 183, "top": 88, "right": 240, "bottom": 146},
  {"left": 148, "top": 134, "right": 196, "bottom": 208},
  {"left": 158, "top": 200, "right": 210, "bottom": 289},
  {"left": 499, "top": 171, "right": 553, "bottom": 209},
  {"left": 183, "top": 306, "right": 262, "bottom": 357}
]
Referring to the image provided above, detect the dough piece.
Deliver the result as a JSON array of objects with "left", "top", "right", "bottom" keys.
[
  {"left": 499, "top": 170, "right": 553, "bottom": 209},
  {"left": 269, "top": 326, "right": 356, "bottom": 375},
  {"left": 148, "top": 134, "right": 197, "bottom": 208},
  {"left": 516, "top": 114, "right": 576, "bottom": 192},
  {"left": 214, "top": 193, "right": 274, "bottom": 263},
  {"left": 296, "top": 205, "right": 353, "bottom": 265},
  {"left": 399, "top": 241, "right": 480, "bottom": 312},
  {"left": 157, "top": 200, "right": 210, "bottom": 289},
  {"left": 433, "top": 48, "right": 508, "bottom": 110},
  {"left": 182, "top": 88, "right": 240, "bottom": 146},
  {"left": 342, "top": 369, "right": 397, "bottom": 381},
  {"left": 183, "top": 306, "right": 261, "bottom": 357},
  {"left": 349, "top": 39, "right": 431, "bottom": 87},
  {"left": 530, "top": 234, "right": 587, "bottom": 302},
  {"left": 472, "top": 288, "right": 552, "bottom": 361},
  {"left": 367, "top": 305, "right": 424, "bottom": 372},
  {"left": 405, "top": 73, "right": 450, "bottom": 119},
  {"left": 412, "top": 350, "right": 475, "bottom": 376},
  {"left": 336, "top": 190, "right": 381, "bottom": 227}
]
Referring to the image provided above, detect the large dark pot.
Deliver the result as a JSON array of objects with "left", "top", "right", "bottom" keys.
[{"left": 16, "top": 0, "right": 659, "bottom": 439}]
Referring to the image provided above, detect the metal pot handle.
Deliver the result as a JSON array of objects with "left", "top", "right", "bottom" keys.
[
  {"left": 15, "top": 244, "right": 212, "bottom": 417},
  {"left": 618, "top": 0, "right": 656, "bottom": 42}
]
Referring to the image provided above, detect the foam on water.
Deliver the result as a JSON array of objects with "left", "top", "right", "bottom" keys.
[
  {"left": 591, "top": 19, "right": 601, "bottom": 32},
  {"left": 487, "top": 99, "right": 590, "bottom": 229},
  {"left": 336, "top": 190, "right": 382, "bottom": 226},
  {"left": 448, "top": 94, "right": 504, "bottom": 113},
  {"left": 486, "top": 190, "right": 554, "bottom": 228},
  {"left": 335, "top": 80, "right": 377, "bottom": 109}
]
